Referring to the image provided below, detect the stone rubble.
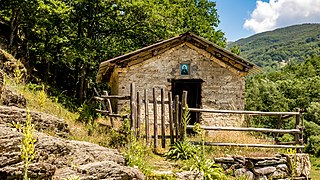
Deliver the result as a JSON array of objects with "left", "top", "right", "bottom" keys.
[{"left": 214, "top": 154, "right": 310, "bottom": 180}]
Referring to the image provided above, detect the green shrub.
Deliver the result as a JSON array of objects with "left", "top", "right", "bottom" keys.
[
  {"left": 109, "top": 118, "right": 130, "bottom": 148},
  {"left": 279, "top": 134, "right": 294, "bottom": 142},
  {"left": 125, "top": 140, "right": 153, "bottom": 175},
  {"left": 306, "top": 135, "right": 320, "bottom": 157},
  {"left": 183, "top": 156, "right": 226, "bottom": 180},
  {"left": 77, "top": 101, "right": 97, "bottom": 124},
  {"left": 304, "top": 120, "right": 320, "bottom": 143},
  {"left": 165, "top": 141, "right": 197, "bottom": 161}
]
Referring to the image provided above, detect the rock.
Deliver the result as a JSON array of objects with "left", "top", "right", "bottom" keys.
[
  {"left": 0, "top": 71, "right": 26, "bottom": 108},
  {"left": 269, "top": 170, "right": 288, "bottom": 179},
  {"left": 0, "top": 105, "right": 69, "bottom": 137},
  {"left": 285, "top": 154, "right": 311, "bottom": 178},
  {"left": 55, "top": 161, "right": 145, "bottom": 180},
  {"left": 0, "top": 125, "right": 145, "bottom": 180},
  {"left": 214, "top": 157, "right": 234, "bottom": 163},
  {"left": 0, "top": 49, "right": 27, "bottom": 80},
  {"left": 176, "top": 171, "right": 204, "bottom": 180},
  {"left": 245, "top": 160, "right": 254, "bottom": 169},
  {"left": 257, "top": 175, "right": 267, "bottom": 180},
  {"left": 255, "top": 159, "right": 286, "bottom": 166},
  {"left": 276, "top": 164, "right": 288, "bottom": 172},
  {"left": 253, "top": 167, "right": 276, "bottom": 175},
  {"left": 234, "top": 168, "right": 246, "bottom": 177},
  {"left": 234, "top": 156, "right": 245, "bottom": 164},
  {"left": 0, "top": 88, "right": 26, "bottom": 108},
  {"left": 234, "top": 168, "right": 254, "bottom": 180}
]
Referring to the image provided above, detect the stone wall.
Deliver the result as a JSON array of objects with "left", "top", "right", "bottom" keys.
[
  {"left": 112, "top": 43, "right": 245, "bottom": 127},
  {"left": 214, "top": 154, "right": 311, "bottom": 179}
]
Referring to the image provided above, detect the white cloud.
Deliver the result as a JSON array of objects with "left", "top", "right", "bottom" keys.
[{"left": 244, "top": 0, "right": 320, "bottom": 33}]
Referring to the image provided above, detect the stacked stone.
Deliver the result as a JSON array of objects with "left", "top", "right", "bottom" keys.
[{"left": 214, "top": 154, "right": 310, "bottom": 180}]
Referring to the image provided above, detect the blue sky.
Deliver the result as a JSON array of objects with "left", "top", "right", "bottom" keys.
[{"left": 215, "top": 0, "right": 320, "bottom": 42}]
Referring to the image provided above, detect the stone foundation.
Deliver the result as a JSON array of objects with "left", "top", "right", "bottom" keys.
[{"left": 214, "top": 154, "right": 311, "bottom": 180}]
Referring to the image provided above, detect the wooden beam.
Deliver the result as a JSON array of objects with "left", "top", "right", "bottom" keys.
[
  {"left": 186, "top": 125, "right": 301, "bottom": 134},
  {"left": 187, "top": 108, "right": 300, "bottom": 116},
  {"left": 144, "top": 89, "right": 150, "bottom": 145},
  {"left": 95, "top": 109, "right": 129, "bottom": 118},
  {"left": 153, "top": 88, "right": 158, "bottom": 148},
  {"left": 168, "top": 92, "right": 174, "bottom": 145},
  {"left": 161, "top": 88, "right": 166, "bottom": 148},
  {"left": 99, "top": 95, "right": 130, "bottom": 100},
  {"left": 189, "top": 141, "right": 304, "bottom": 149}
]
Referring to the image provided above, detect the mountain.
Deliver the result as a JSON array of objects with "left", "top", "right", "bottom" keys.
[{"left": 229, "top": 23, "right": 320, "bottom": 68}]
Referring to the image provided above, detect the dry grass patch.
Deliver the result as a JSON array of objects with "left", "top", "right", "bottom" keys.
[{"left": 189, "top": 131, "right": 279, "bottom": 157}]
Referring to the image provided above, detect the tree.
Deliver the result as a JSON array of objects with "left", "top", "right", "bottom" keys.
[{"left": 1, "top": 0, "right": 226, "bottom": 104}]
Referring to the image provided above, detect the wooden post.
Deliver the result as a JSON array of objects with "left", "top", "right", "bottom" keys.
[
  {"left": 153, "top": 88, "right": 158, "bottom": 148},
  {"left": 130, "top": 83, "right": 136, "bottom": 138},
  {"left": 174, "top": 95, "right": 179, "bottom": 141},
  {"left": 161, "top": 88, "right": 166, "bottom": 148},
  {"left": 137, "top": 91, "right": 141, "bottom": 139},
  {"left": 104, "top": 91, "right": 114, "bottom": 128},
  {"left": 168, "top": 92, "right": 174, "bottom": 145},
  {"left": 180, "top": 91, "right": 188, "bottom": 141},
  {"left": 274, "top": 115, "right": 282, "bottom": 144},
  {"left": 300, "top": 109, "right": 304, "bottom": 147},
  {"left": 246, "top": 114, "right": 251, "bottom": 128},
  {"left": 295, "top": 108, "right": 302, "bottom": 153},
  {"left": 144, "top": 89, "right": 150, "bottom": 145}
]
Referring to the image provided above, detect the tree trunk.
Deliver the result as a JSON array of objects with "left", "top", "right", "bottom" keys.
[
  {"left": 9, "top": 8, "right": 20, "bottom": 50},
  {"left": 78, "top": 64, "right": 86, "bottom": 104}
]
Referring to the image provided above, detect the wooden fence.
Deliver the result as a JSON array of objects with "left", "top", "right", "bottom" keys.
[
  {"left": 180, "top": 91, "right": 305, "bottom": 153},
  {"left": 95, "top": 83, "right": 181, "bottom": 148},
  {"left": 95, "top": 83, "right": 304, "bottom": 152}
]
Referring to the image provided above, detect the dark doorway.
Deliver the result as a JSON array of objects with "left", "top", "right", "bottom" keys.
[{"left": 171, "top": 79, "right": 203, "bottom": 125}]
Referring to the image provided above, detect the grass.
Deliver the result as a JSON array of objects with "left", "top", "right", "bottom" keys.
[
  {"left": 310, "top": 156, "right": 320, "bottom": 179},
  {"left": 4, "top": 76, "right": 114, "bottom": 146}
]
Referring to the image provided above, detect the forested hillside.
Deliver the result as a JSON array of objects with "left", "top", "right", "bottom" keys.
[
  {"left": 230, "top": 24, "right": 320, "bottom": 69},
  {"left": 245, "top": 54, "right": 320, "bottom": 156},
  {"left": 0, "top": 0, "right": 225, "bottom": 106}
]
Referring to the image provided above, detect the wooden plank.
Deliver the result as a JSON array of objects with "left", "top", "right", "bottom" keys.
[
  {"left": 295, "top": 108, "right": 302, "bottom": 153},
  {"left": 168, "top": 92, "right": 174, "bottom": 145},
  {"left": 189, "top": 141, "right": 305, "bottom": 149},
  {"left": 95, "top": 110, "right": 129, "bottom": 118},
  {"left": 137, "top": 91, "right": 141, "bottom": 139},
  {"left": 104, "top": 91, "right": 114, "bottom": 128},
  {"left": 95, "top": 109, "right": 109, "bottom": 114},
  {"left": 276, "top": 141, "right": 298, "bottom": 145},
  {"left": 94, "top": 96, "right": 105, "bottom": 101},
  {"left": 180, "top": 91, "right": 188, "bottom": 141},
  {"left": 161, "top": 88, "right": 166, "bottom": 148},
  {"left": 186, "top": 125, "right": 301, "bottom": 134},
  {"left": 246, "top": 114, "right": 251, "bottom": 128},
  {"left": 100, "top": 95, "right": 130, "bottom": 100},
  {"left": 153, "top": 88, "right": 158, "bottom": 149},
  {"left": 144, "top": 89, "right": 150, "bottom": 145},
  {"left": 187, "top": 108, "right": 300, "bottom": 116},
  {"left": 130, "top": 83, "right": 136, "bottom": 138},
  {"left": 174, "top": 95, "right": 180, "bottom": 141}
]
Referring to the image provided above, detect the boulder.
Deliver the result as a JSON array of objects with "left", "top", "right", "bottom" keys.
[
  {"left": 0, "top": 124, "right": 145, "bottom": 180},
  {"left": 285, "top": 154, "right": 311, "bottom": 178},
  {"left": 0, "top": 49, "right": 27, "bottom": 80},
  {"left": 0, "top": 105, "right": 69, "bottom": 137},
  {"left": 0, "top": 88, "right": 26, "bottom": 108}
]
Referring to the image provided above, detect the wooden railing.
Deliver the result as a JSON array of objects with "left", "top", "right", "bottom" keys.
[{"left": 179, "top": 91, "right": 304, "bottom": 152}]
